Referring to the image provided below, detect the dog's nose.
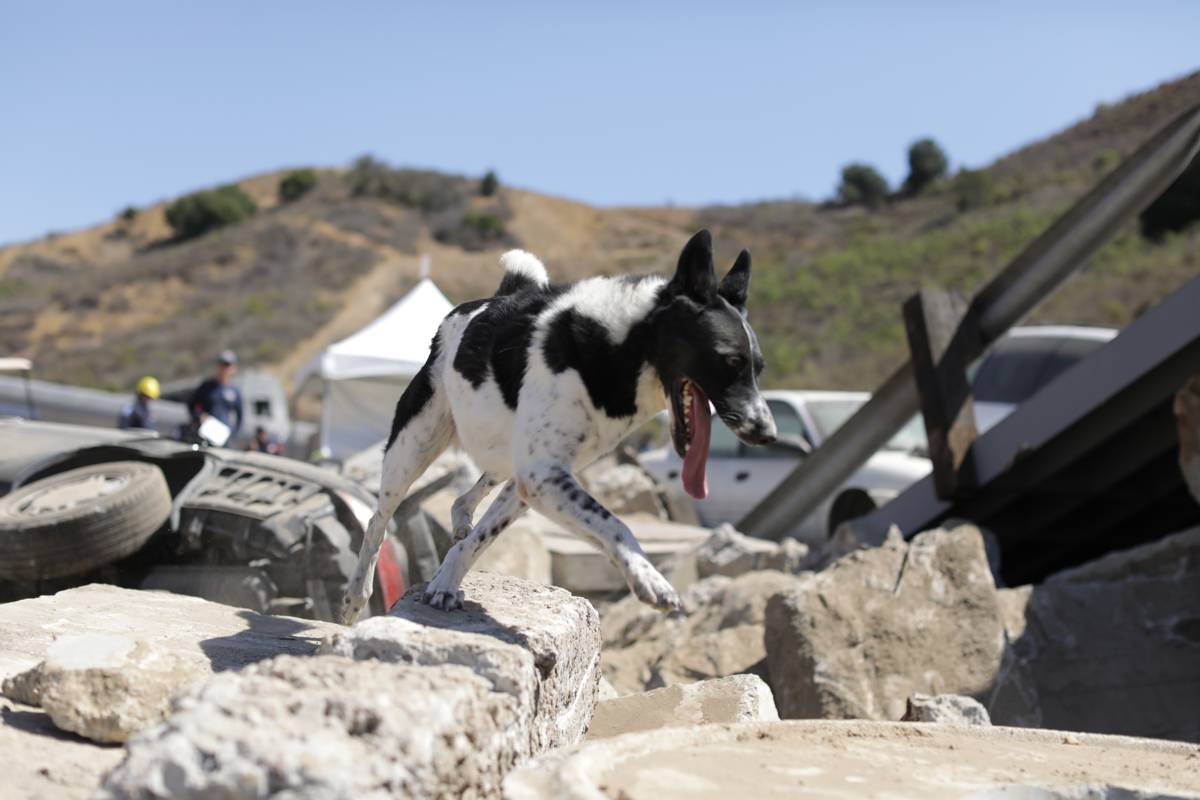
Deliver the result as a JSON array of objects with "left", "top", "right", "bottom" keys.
[{"left": 744, "top": 427, "right": 776, "bottom": 446}]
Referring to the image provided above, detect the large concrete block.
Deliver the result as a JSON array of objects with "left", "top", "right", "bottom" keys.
[
  {"left": 503, "top": 720, "right": 1200, "bottom": 800},
  {"left": 587, "top": 674, "right": 778, "bottom": 740},
  {"left": 0, "top": 583, "right": 342, "bottom": 683},
  {"left": 0, "top": 585, "right": 342, "bottom": 797},
  {"left": 100, "top": 655, "right": 522, "bottom": 800},
  {"left": 765, "top": 525, "right": 1006, "bottom": 721},
  {"left": 323, "top": 571, "right": 601, "bottom": 755}
]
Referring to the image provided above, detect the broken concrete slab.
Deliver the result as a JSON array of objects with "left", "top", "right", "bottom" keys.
[
  {"left": 475, "top": 522, "right": 554, "bottom": 585},
  {"left": 100, "top": 655, "right": 523, "bottom": 800},
  {"left": 7, "top": 633, "right": 208, "bottom": 743},
  {"left": 2, "top": 696, "right": 126, "bottom": 800},
  {"left": 602, "top": 570, "right": 802, "bottom": 694},
  {"left": 580, "top": 457, "right": 669, "bottom": 519},
  {"left": 503, "top": 720, "right": 1200, "bottom": 800},
  {"left": 991, "top": 526, "right": 1200, "bottom": 743},
  {"left": 587, "top": 674, "right": 778, "bottom": 740},
  {"left": 542, "top": 513, "right": 707, "bottom": 594},
  {"left": 325, "top": 571, "right": 601, "bottom": 755},
  {"left": 901, "top": 693, "right": 992, "bottom": 726},
  {"left": 695, "top": 523, "right": 811, "bottom": 578},
  {"left": 765, "top": 525, "right": 1006, "bottom": 721},
  {"left": 0, "top": 583, "right": 342, "bottom": 683}
]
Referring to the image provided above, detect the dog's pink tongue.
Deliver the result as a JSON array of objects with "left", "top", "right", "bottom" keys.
[{"left": 682, "top": 385, "right": 712, "bottom": 500}]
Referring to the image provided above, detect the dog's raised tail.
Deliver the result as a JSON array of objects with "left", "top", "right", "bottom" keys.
[{"left": 495, "top": 250, "right": 549, "bottom": 296}]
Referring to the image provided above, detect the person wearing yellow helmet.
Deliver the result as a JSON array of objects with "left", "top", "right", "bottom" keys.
[{"left": 118, "top": 376, "right": 160, "bottom": 430}]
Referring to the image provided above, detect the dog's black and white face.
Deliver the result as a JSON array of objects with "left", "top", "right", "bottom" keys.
[{"left": 652, "top": 230, "right": 777, "bottom": 499}]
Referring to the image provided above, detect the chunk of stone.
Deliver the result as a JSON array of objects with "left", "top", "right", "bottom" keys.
[
  {"left": 695, "top": 523, "right": 811, "bottom": 578},
  {"left": 323, "top": 571, "right": 601, "bottom": 754},
  {"left": 765, "top": 525, "right": 1006, "bottom": 721},
  {"left": 901, "top": 693, "right": 992, "bottom": 726},
  {"left": 581, "top": 457, "right": 669, "bottom": 519},
  {"left": 587, "top": 674, "right": 779, "bottom": 740},
  {"left": 5, "top": 633, "right": 208, "bottom": 744},
  {"left": 991, "top": 525, "right": 1200, "bottom": 742},
  {"left": 602, "top": 570, "right": 802, "bottom": 694},
  {"left": 99, "top": 655, "right": 521, "bottom": 800}
]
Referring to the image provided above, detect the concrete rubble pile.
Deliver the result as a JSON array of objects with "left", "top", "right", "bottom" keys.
[
  {"left": 601, "top": 569, "right": 802, "bottom": 694},
  {"left": 600, "top": 517, "right": 1200, "bottom": 746},
  {"left": 1, "top": 467, "right": 1197, "bottom": 798}
]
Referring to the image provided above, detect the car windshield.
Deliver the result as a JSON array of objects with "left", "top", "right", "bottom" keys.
[
  {"left": 972, "top": 336, "right": 1107, "bottom": 405},
  {"left": 806, "top": 399, "right": 862, "bottom": 440},
  {"left": 806, "top": 398, "right": 927, "bottom": 455}
]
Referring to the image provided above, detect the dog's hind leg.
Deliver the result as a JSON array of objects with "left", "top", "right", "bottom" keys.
[
  {"left": 519, "top": 463, "right": 681, "bottom": 612},
  {"left": 340, "top": 353, "right": 454, "bottom": 625},
  {"left": 450, "top": 472, "right": 500, "bottom": 542},
  {"left": 423, "top": 481, "right": 527, "bottom": 610}
]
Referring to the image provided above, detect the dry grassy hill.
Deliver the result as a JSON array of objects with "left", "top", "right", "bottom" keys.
[{"left": 2, "top": 71, "right": 1198, "bottom": 403}]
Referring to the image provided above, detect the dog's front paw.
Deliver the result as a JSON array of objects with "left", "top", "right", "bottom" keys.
[
  {"left": 421, "top": 588, "right": 465, "bottom": 611},
  {"left": 420, "top": 561, "right": 465, "bottom": 611},
  {"left": 630, "top": 566, "right": 681, "bottom": 613}
]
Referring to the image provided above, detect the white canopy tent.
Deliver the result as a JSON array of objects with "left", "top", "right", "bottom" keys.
[{"left": 309, "top": 278, "right": 453, "bottom": 458}]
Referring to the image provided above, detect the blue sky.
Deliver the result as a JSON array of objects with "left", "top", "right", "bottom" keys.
[{"left": 2, "top": 2, "right": 1198, "bottom": 245}]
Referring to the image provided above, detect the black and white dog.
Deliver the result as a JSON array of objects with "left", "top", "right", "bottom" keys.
[{"left": 341, "top": 230, "right": 777, "bottom": 623}]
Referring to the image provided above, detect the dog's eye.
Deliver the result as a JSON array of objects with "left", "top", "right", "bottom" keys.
[{"left": 725, "top": 355, "right": 745, "bottom": 371}]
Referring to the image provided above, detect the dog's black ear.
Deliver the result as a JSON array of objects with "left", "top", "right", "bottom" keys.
[
  {"left": 718, "top": 250, "right": 751, "bottom": 308},
  {"left": 670, "top": 230, "right": 717, "bottom": 301}
]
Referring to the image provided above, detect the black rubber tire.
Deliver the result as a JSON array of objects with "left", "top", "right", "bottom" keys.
[
  {"left": 0, "top": 461, "right": 172, "bottom": 581},
  {"left": 827, "top": 487, "right": 878, "bottom": 539}
]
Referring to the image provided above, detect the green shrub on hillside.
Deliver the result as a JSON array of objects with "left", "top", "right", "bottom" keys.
[
  {"left": 1139, "top": 159, "right": 1200, "bottom": 240},
  {"left": 480, "top": 170, "right": 500, "bottom": 197},
  {"left": 117, "top": 205, "right": 139, "bottom": 222},
  {"left": 902, "top": 138, "right": 949, "bottom": 196},
  {"left": 838, "top": 164, "right": 889, "bottom": 209},
  {"left": 165, "top": 185, "right": 257, "bottom": 240},
  {"left": 952, "top": 169, "right": 994, "bottom": 212},
  {"left": 434, "top": 209, "right": 513, "bottom": 251},
  {"left": 279, "top": 169, "right": 317, "bottom": 203},
  {"left": 346, "top": 155, "right": 467, "bottom": 213}
]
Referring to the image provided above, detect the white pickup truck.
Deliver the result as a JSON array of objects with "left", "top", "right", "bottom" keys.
[{"left": 639, "top": 389, "right": 932, "bottom": 545}]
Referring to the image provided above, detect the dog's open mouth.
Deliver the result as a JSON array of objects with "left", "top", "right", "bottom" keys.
[{"left": 670, "top": 378, "right": 713, "bottom": 500}]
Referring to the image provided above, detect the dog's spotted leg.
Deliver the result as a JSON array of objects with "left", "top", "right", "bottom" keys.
[
  {"left": 340, "top": 354, "right": 454, "bottom": 625},
  {"left": 423, "top": 481, "right": 527, "bottom": 610},
  {"left": 450, "top": 472, "right": 500, "bottom": 542},
  {"left": 521, "top": 463, "right": 681, "bottom": 611}
]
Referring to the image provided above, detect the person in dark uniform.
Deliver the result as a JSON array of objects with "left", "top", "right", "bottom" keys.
[
  {"left": 189, "top": 350, "right": 244, "bottom": 442},
  {"left": 118, "top": 376, "right": 160, "bottom": 430},
  {"left": 248, "top": 425, "right": 283, "bottom": 455}
]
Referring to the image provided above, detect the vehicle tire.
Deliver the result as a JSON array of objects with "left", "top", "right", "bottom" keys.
[
  {"left": 827, "top": 487, "right": 877, "bottom": 539},
  {"left": 0, "top": 461, "right": 172, "bottom": 581}
]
